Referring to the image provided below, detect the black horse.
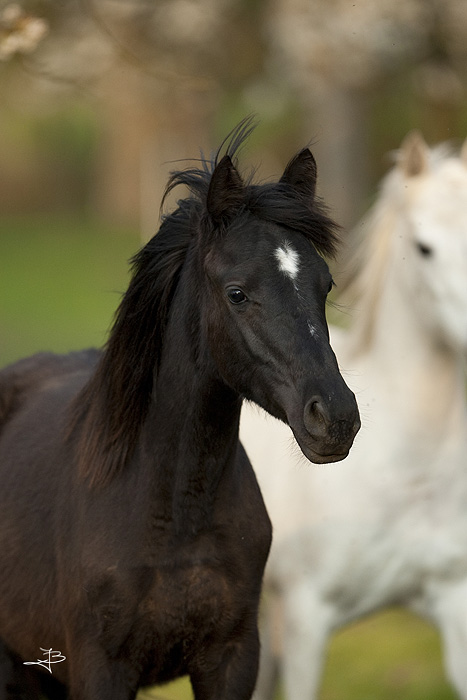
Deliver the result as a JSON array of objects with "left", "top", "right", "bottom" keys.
[{"left": 0, "top": 122, "right": 359, "bottom": 700}]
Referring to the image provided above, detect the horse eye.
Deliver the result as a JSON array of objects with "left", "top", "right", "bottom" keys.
[
  {"left": 227, "top": 288, "right": 248, "bottom": 305},
  {"left": 327, "top": 278, "right": 335, "bottom": 295},
  {"left": 416, "top": 241, "right": 433, "bottom": 257}
]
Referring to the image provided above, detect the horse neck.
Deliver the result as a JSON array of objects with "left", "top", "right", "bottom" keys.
[
  {"left": 347, "top": 255, "right": 466, "bottom": 443},
  {"left": 142, "top": 275, "right": 242, "bottom": 536}
]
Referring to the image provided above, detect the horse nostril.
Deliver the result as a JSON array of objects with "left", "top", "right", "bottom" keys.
[
  {"left": 304, "top": 397, "right": 329, "bottom": 439},
  {"left": 304, "top": 396, "right": 360, "bottom": 444}
]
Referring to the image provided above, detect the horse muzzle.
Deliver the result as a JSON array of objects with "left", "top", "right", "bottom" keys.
[{"left": 291, "top": 392, "right": 361, "bottom": 464}]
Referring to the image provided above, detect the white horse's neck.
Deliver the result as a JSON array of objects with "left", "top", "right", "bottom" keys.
[{"left": 340, "top": 260, "right": 465, "bottom": 449}]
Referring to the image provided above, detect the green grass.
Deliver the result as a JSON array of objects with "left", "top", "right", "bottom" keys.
[
  {"left": 319, "top": 609, "right": 456, "bottom": 700},
  {"left": 0, "top": 217, "right": 457, "bottom": 700},
  {"left": 0, "top": 215, "right": 138, "bottom": 365}
]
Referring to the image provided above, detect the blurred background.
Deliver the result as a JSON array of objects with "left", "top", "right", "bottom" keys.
[{"left": 1, "top": 1, "right": 466, "bottom": 698}]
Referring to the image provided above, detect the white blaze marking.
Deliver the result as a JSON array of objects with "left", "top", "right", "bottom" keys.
[{"left": 275, "top": 243, "right": 300, "bottom": 281}]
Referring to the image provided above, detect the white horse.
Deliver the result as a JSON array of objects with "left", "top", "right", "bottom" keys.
[{"left": 241, "top": 131, "right": 467, "bottom": 699}]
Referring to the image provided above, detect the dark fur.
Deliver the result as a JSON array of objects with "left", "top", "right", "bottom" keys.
[
  {"left": 0, "top": 119, "right": 357, "bottom": 700},
  {"left": 69, "top": 122, "right": 338, "bottom": 488}
]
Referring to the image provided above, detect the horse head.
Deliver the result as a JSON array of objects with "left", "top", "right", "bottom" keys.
[
  {"left": 394, "top": 131, "right": 467, "bottom": 356},
  {"left": 200, "top": 144, "right": 360, "bottom": 463}
]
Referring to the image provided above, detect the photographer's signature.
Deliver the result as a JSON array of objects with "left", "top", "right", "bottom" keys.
[{"left": 24, "top": 648, "right": 66, "bottom": 674}]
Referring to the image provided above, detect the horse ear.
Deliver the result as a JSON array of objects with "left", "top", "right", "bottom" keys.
[
  {"left": 399, "top": 130, "right": 429, "bottom": 177},
  {"left": 280, "top": 148, "right": 317, "bottom": 201},
  {"left": 207, "top": 155, "right": 244, "bottom": 225}
]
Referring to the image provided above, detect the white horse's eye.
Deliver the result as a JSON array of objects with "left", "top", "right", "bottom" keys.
[{"left": 416, "top": 241, "right": 433, "bottom": 257}]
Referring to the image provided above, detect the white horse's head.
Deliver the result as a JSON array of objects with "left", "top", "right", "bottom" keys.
[
  {"left": 346, "top": 133, "right": 467, "bottom": 358},
  {"left": 394, "top": 132, "right": 467, "bottom": 354}
]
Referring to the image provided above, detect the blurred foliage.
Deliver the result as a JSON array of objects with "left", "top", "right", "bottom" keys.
[
  {"left": 368, "top": 72, "right": 467, "bottom": 177},
  {"left": 1, "top": 0, "right": 467, "bottom": 227},
  {"left": 32, "top": 104, "right": 98, "bottom": 171},
  {"left": 0, "top": 100, "right": 99, "bottom": 214}
]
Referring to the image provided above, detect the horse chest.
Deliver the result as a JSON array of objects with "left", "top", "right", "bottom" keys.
[
  {"left": 83, "top": 518, "right": 268, "bottom": 683},
  {"left": 140, "top": 562, "right": 233, "bottom": 638},
  {"left": 141, "top": 519, "right": 268, "bottom": 634}
]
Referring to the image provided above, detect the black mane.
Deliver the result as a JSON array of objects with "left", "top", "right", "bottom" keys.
[{"left": 70, "top": 119, "right": 339, "bottom": 487}]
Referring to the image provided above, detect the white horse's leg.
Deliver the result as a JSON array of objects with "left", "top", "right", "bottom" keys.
[
  {"left": 432, "top": 581, "right": 467, "bottom": 699},
  {"left": 281, "top": 581, "right": 332, "bottom": 700}
]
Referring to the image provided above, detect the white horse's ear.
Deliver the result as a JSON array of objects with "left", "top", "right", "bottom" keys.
[
  {"left": 398, "top": 130, "right": 429, "bottom": 177},
  {"left": 460, "top": 137, "right": 467, "bottom": 166}
]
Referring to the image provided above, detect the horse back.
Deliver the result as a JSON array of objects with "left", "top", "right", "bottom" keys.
[{"left": 0, "top": 350, "right": 100, "bottom": 431}]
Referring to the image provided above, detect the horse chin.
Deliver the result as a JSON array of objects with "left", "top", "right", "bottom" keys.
[
  {"left": 306, "top": 449, "right": 350, "bottom": 464},
  {"left": 300, "top": 445, "right": 350, "bottom": 464},
  {"left": 291, "top": 431, "right": 352, "bottom": 465}
]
